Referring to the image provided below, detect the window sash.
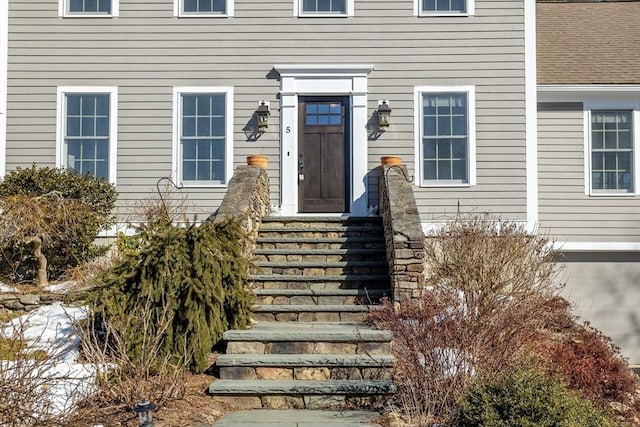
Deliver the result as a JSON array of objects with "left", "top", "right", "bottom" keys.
[
  {"left": 64, "top": 94, "right": 110, "bottom": 180},
  {"left": 180, "top": 94, "right": 227, "bottom": 184},
  {"left": 591, "top": 110, "right": 634, "bottom": 193},
  {"left": 422, "top": 0, "right": 466, "bottom": 13},
  {"left": 68, "top": 0, "right": 111, "bottom": 14},
  {"left": 182, "top": 0, "right": 227, "bottom": 14},
  {"left": 302, "top": 0, "right": 347, "bottom": 14},
  {"left": 422, "top": 93, "right": 469, "bottom": 183}
]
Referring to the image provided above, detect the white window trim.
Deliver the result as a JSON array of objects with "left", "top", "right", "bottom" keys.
[
  {"left": 58, "top": 0, "right": 119, "bottom": 17},
  {"left": 56, "top": 86, "right": 118, "bottom": 185},
  {"left": 414, "top": 85, "right": 476, "bottom": 188},
  {"left": 173, "top": 0, "right": 234, "bottom": 17},
  {"left": 413, "top": 0, "right": 474, "bottom": 17},
  {"left": 172, "top": 86, "right": 234, "bottom": 188},
  {"left": 294, "top": 0, "right": 354, "bottom": 17},
  {"left": 583, "top": 99, "right": 640, "bottom": 197}
]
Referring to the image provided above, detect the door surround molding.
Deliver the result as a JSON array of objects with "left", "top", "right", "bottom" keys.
[{"left": 274, "top": 64, "right": 373, "bottom": 216}]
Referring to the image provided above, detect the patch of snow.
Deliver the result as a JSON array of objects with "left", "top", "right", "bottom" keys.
[
  {"left": 44, "top": 280, "right": 79, "bottom": 294},
  {"left": 1, "top": 302, "right": 97, "bottom": 416},
  {"left": 0, "top": 282, "right": 17, "bottom": 293}
]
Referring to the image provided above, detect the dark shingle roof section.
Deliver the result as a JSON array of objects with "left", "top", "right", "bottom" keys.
[{"left": 537, "top": 1, "right": 640, "bottom": 84}]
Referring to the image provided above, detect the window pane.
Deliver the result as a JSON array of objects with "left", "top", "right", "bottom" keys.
[
  {"left": 67, "top": 117, "right": 81, "bottom": 137},
  {"left": 70, "top": 0, "right": 83, "bottom": 11},
  {"left": 451, "top": 0, "right": 465, "bottom": 12},
  {"left": 183, "top": 118, "right": 196, "bottom": 137},
  {"left": 95, "top": 117, "right": 109, "bottom": 137},
  {"left": 423, "top": 0, "right": 436, "bottom": 11},
  {"left": 592, "top": 152, "right": 603, "bottom": 170},
  {"left": 424, "top": 116, "right": 436, "bottom": 136},
  {"left": 303, "top": 0, "right": 315, "bottom": 11},
  {"left": 452, "top": 139, "right": 466, "bottom": 159},
  {"left": 197, "top": 140, "right": 211, "bottom": 159},
  {"left": 436, "top": 0, "right": 448, "bottom": 10},
  {"left": 306, "top": 115, "right": 318, "bottom": 126},
  {"left": 184, "top": 0, "right": 198, "bottom": 12},
  {"left": 592, "top": 172, "right": 603, "bottom": 189},
  {"left": 98, "top": 0, "right": 111, "bottom": 12},
  {"left": 438, "top": 160, "right": 451, "bottom": 180},
  {"left": 85, "top": 0, "right": 98, "bottom": 12},
  {"left": 318, "top": 115, "right": 329, "bottom": 125},
  {"left": 424, "top": 160, "right": 437, "bottom": 180},
  {"left": 212, "top": 95, "right": 225, "bottom": 115},
  {"left": 213, "top": 0, "right": 226, "bottom": 13},
  {"left": 592, "top": 130, "right": 603, "bottom": 149},
  {"left": 331, "top": 0, "right": 346, "bottom": 12},
  {"left": 197, "top": 161, "right": 210, "bottom": 180},
  {"left": 82, "top": 117, "right": 95, "bottom": 136},
  {"left": 318, "top": 0, "right": 331, "bottom": 11},
  {"left": 197, "top": 96, "right": 210, "bottom": 115},
  {"left": 67, "top": 95, "right": 81, "bottom": 115},
  {"left": 183, "top": 161, "right": 196, "bottom": 180},
  {"left": 438, "top": 116, "right": 451, "bottom": 136},
  {"left": 197, "top": 117, "right": 210, "bottom": 136},
  {"left": 424, "top": 139, "right": 436, "bottom": 159},
  {"left": 198, "top": 0, "right": 212, "bottom": 12},
  {"left": 183, "top": 140, "right": 197, "bottom": 159},
  {"left": 211, "top": 117, "right": 225, "bottom": 137},
  {"left": 604, "top": 152, "right": 617, "bottom": 170},
  {"left": 452, "top": 159, "right": 466, "bottom": 180},
  {"left": 96, "top": 96, "right": 109, "bottom": 115}
]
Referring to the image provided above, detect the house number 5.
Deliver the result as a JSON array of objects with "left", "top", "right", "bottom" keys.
[{"left": 286, "top": 126, "right": 291, "bottom": 134}]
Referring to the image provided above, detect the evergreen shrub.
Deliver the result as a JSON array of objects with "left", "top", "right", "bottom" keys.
[
  {"left": 0, "top": 165, "right": 117, "bottom": 280},
  {"left": 91, "top": 218, "right": 254, "bottom": 372},
  {"left": 451, "top": 363, "right": 616, "bottom": 427}
]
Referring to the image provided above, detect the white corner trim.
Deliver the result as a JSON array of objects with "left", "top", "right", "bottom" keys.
[
  {"left": 172, "top": 86, "right": 234, "bottom": 187},
  {"left": 413, "top": 85, "right": 476, "bottom": 187},
  {"left": 552, "top": 241, "right": 640, "bottom": 252},
  {"left": 0, "top": 0, "right": 7, "bottom": 178},
  {"left": 56, "top": 86, "right": 118, "bottom": 185},
  {"left": 294, "top": 0, "right": 354, "bottom": 17},
  {"left": 58, "top": 0, "right": 119, "bottom": 17},
  {"left": 524, "top": 0, "right": 538, "bottom": 231},
  {"left": 173, "top": 0, "right": 234, "bottom": 17}
]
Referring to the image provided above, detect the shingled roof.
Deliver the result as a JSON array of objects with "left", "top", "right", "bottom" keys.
[{"left": 537, "top": 0, "right": 640, "bottom": 85}]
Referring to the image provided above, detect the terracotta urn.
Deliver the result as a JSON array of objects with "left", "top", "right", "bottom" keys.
[
  {"left": 380, "top": 156, "right": 402, "bottom": 167},
  {"left": 247, "top": 155, "right": 268, "bottom": 169}
]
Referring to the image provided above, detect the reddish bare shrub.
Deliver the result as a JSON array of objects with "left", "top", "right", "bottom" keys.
[
  {"left": 370, "top": 214, "right": 565, "bottom": 424},
  {"left": 531, "top": 300, "right": 640, "bottom": 421}
]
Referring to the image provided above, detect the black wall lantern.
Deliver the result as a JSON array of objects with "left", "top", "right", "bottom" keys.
[
  {"left": 255, "top": 101, "right": 270, "bottom": 132},
  {"left": 133, "top": 400, "right": 156, "bottom": 427},
  {"left": 377, "top": 100, "right": 392, "bottom": 132}
]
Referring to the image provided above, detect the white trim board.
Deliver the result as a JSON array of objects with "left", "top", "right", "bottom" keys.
[
  {"left": 0, "top": 0, "right": 7, "bottom": 178},
  {"left": 273, "top": 64, "right": 374, "bottom": 217},
  {"left": 524, "top": 0, "right": 538, "bottom": 232},
  {"left": 553, "top": 242, "right": 640, "bottom": 252}
]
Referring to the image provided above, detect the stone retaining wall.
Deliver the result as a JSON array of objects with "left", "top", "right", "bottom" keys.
[
  {"left": 378, "top": 165, "right": 426, "bottom": 303},
  {"left": 212, "top": 165, "right": 270, "bottom": 256},
  {"left": 0, "top": 291, "right": 87, "bottom": 316}
]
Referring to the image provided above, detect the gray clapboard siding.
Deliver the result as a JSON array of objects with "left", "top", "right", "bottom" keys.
[
  {"left": 537, "top": 102, "right": 640, "bottom": 242},
  {"left": 8, "top": 0, "right": 527, "bottom": 223}
]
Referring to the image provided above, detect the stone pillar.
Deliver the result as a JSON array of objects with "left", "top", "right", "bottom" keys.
[
  {"left": 378, "top": 165, "right": 426, "bottom": 303},
  {"left": 213, "top": 165, "right": 270, "bottom": 257}
]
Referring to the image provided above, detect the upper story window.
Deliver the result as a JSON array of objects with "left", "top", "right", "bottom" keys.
[
  {"left": 56, "top": 87, "right": 118, "bottom": 184},
  {"left": 590, "top": 110, "right": 634, "bottom": 193},
  {"left": 414, "top": 0, "right": 474, "bottom": 16},
  {"left": 59, "top": 0, "right": 119, "bottom": 17},
  {"left": 175, "top": 0, "right": 234, "bottom": 17},
  {"left": 172, "top": 87, "right": 234, "bottom": 187},
  {"left": 415, "top": 86, "right": 476, "bottom": 187},
  {"left": 295, "top": 0, "right": 354, "bottom": 17}
]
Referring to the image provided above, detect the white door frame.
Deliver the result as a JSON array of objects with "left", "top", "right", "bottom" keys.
[{"left": 274, "top": 64, "right": 373, "bottom": 217}]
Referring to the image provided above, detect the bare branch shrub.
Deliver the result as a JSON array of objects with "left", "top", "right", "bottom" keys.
[
  {"left": 132, "top": 182, "right": 189, "bottom": 226},
  {"left": 0, "top": 314, "right": 90, "bottom": 426},
  {"left": 370, "top": 213, "right": 564, "bottom": 425},
  {"left": 73, "top": 298, "right": 188, "bottom": 425}
]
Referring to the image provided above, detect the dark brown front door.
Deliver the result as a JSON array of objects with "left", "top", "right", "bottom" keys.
[{"left": 298, "top": 97, "right": 349, "bottom": 213}]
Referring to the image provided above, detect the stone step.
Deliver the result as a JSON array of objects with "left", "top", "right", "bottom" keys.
[
  {"left": 218, "top": 355, "right": 394, "bottom": 381},
  {"left": 216, "top": 354, "right": 395, "bottom": 368},
  {"left": 255, "top": 261, "right": 386, "bottom": 269},
  {"left": 254, "top": 288, "right": 388, "bottom": 305},
  {"left": 254, "top": 264, "right": 388, "bottom": 277},
  {"left": 224, "top": 322, "right": 392, "bottom": 343},
  {"left": 259, "top": 225, "right": 384, "bottom": 233},
  {"left": 257, "top": 237, "right": 384, "bottom": 244},
  {"left": 251, "top": 274, "right": 389, "bottom": 282},
  {"left": 209, "top": 379, "right": 395, "bottom": 395},
  {"left": 261, "top": 216, "right": 381, "bottom": 224},
  {"left": 253, "top": 304, "right": 382, "bottom": 322},
  {"left": 253, "top": 248, "right": 387, "bottom": 264}
]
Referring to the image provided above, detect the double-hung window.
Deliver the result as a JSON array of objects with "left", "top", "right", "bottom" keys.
[
  {"left": 59, "top": 0, "right": 118, "bottom": 17},
  {"left": 173, "top": 87, "right": 234, "bottom": 187},
  {"left": 57, "top": 87, "right": 118, "bottom": 183},
  {"left": 589, "top": 110, "right": 635, "bottom": 193},
  {"left": 415, "top": 86, "right": 476, "bottom": 186},
  {"left": 175, "top": 0, "right": 234, "bottom": 17},
  {"left": 296, "top": 0, "right": 353, "bottom": 17},
  {"left": 415, "top": 0, "right": 473, "bottom": 16}
]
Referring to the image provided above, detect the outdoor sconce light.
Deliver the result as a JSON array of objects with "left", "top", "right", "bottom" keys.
[
  {"left": 255, "top": 101, "right": 270, "bottom": 132},
  {"left": 133, "top": 400, "right": 156, "bottom": 427},
  {"left": 377, "top": 100, "right": 392, "bottom": 131}
]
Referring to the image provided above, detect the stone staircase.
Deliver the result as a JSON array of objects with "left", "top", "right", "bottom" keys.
[{"left": 208, "top": 216, "right": 396, "bottom": 409}]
